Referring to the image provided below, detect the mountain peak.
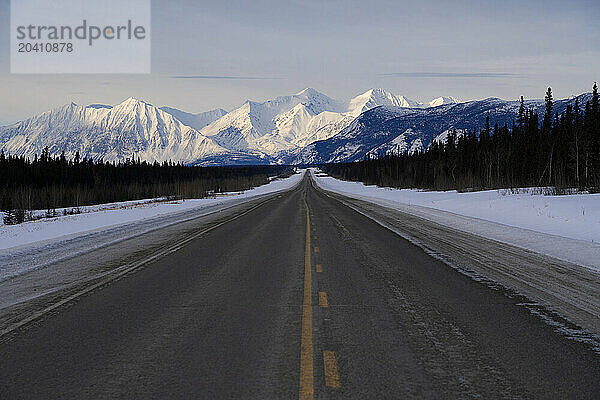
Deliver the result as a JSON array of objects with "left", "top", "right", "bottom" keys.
[
  {"left": 349, "top": 88, "right": 420, "bottom": 114},
  {"left": 366, "top": 87, "right": 392, "bottom": 95},
  {"left": 50, "top": 102, "right": 80, "bottom": 114},
  {"left": 118, "top": 97, "right": 150, "bottom": 107},
  {"left": 428, "top": 96, "right": 460, "bottom": 107},
  {"left": 296, "top": 87, "right": 321, "bottom": 96},
  {"left": 357, "top": 88, "right": 397, "bottom": 99},
  {"left": 293, "top": 87, "right": 343, "bottom": 113},
  {"left": 60, "top": 101, "right": 78, "bottom": 109}
]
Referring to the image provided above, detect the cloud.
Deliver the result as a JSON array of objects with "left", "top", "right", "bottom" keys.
[
  {"left": 171, "top": 75, "right": 282, "bottom": 80},
  {"left": 381, "top": 72, "right": 524, "bottom": 78}
]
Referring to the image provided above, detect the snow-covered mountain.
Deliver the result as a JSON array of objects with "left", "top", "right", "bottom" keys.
[
  {"left": 347, "top": 88, "right": 421, "bottom": 114},
  {"left": 199, "top": 87, "right": 457, "bottom": 157},
  {"left": 0, "top": 88, "right": 462, "bottom": 164},
  {"left": 0, "top": 98, "right": 231, "bottom": 164},
  {"left": 199, "top": 88, "right": 348, "bottom": 156},
  {"left": 367, "top": 128, "right": 424, "bottom": 157},
  {"left": 347, "top": 89, "right": 459, "bottom": 113},
  {"left": 1, "top": 88, "right": 588, "bottom": 166},
  {"left": 295, "top": 93, "right": 592, "bottom": 164},
  {"left": 428, "top": 96, "right": 460, "bottom": 107}
]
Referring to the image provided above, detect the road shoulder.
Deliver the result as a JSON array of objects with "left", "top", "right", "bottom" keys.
[{"left": 313, "top": 180, "right": 600, "bottom": 345}]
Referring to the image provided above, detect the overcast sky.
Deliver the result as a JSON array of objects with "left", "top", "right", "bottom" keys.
[{"left": 0, "top": 0, "right": 598, "bottom": 125}]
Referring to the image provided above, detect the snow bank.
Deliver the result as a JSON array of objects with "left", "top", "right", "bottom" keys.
[
  {"left": 312, "top": 170, "right": 600, "bottom": 271},
  {"left": 0, "top": 170, "right": 304, "bottom": 251}
]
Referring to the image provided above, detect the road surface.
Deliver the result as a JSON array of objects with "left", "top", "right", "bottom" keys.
[{"left": 1, "top": 173, "right": 599, "bottom": 399}]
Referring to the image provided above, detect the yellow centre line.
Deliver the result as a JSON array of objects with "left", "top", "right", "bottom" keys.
[
  {"left": 323, "top": 351, "right": 341, "bottom": 388},
  {"left": 319, "top": 292, "right": 329, "bottom": 307},
  {"left": 300, "top": 195, "right": 314, "bottom": 400}
]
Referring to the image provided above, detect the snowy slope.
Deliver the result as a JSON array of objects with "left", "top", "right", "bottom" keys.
[
  {"left": 428, "top": 96, "right": 460, "bottom": 107},
  {"left": 348, "top": 90, "right": 459, "bottom": 113},
  {"left": 0, "top": 98, "right": 230, "bottom": 163},
  {"left": 367, "top": 128, "right": 423, "bottom": 156},
  {"left": 159, "top": 107, "right": 227, "bottom": 130},
  {"left": 347, "top": 88, "right": 421, "bottom": 115},
  {"left": 312, "top": 170, "right": 600, "bottom": 271}
]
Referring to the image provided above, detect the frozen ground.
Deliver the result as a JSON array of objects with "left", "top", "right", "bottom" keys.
[
  {"left": 312, "top": 170, "right": 600, "bottom": 271},
  {"left": 0, "top": 171, "right": 304, "bottom": 281}
]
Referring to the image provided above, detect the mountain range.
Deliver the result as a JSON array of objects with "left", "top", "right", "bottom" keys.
[{"left": 0, "top": 88, "right": 589, "bottom": 165}]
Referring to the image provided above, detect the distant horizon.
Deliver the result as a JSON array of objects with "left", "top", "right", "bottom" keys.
[{"left": 1, "top": 84, "right": 596, "bottom": 126}]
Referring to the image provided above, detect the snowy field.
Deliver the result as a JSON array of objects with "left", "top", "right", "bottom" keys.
[
  {"left": 0, "top": 170, "right": 304, "bottom": 252},
  {"left": 312, "top": 170, "right": 600, "bottom": 271}
]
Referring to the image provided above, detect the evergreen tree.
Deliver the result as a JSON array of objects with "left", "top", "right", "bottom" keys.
[
  {"left": 540, "top": 87, "right": 554, "bottom": 184},
  {"left": 543, "top": 87, "right": 553, "bottom": 133},
  {"left": 571, "top": 98, "right": 583, "bottom": 187},
  {"left": 593, "top": 82, "right": 599, "bottom": 116},
  {"left": 591, "top": 82, "right": 600, "bottom": 189},
  {"left": 517, "top": 96, "right": 525, "bottom": 129}
]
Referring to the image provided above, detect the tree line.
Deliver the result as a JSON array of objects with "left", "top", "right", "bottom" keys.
[
  {"left": 323, "top": 84, "right": 600, "bottom": 193},
  {"left": 0, "top": 152, "right": 293, "bottom": 224}
]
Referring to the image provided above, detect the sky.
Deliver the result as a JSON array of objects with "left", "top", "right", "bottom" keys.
[{"left": 0, "top": 0, "right": 599, "bottom": 125}]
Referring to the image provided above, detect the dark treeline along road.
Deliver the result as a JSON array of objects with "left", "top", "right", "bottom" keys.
[
  {"left": 0, "top": 152, "right": 293, "bottom": 224},
  {"left": 324, "top": 84, "right": 600, "bottom": 192}
]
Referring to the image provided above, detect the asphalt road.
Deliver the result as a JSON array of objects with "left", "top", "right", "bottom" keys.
[{"left": 1, "top": 173, "right": 599, "bottom": 399}]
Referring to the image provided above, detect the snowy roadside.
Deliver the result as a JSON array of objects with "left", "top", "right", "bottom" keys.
[
  {"left": 0, "top": 171, "right": 304, "bottom": 280},
  {"left": 311, "top": 169, "right": 600, "bottom": 272},
  {"left": 1, "top": 171, "right": 304, "bottom": 251}
]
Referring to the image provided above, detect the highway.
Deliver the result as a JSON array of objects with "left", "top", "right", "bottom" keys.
[{"left": 1, "top": 173, "right": 599, "bottom": 399}]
